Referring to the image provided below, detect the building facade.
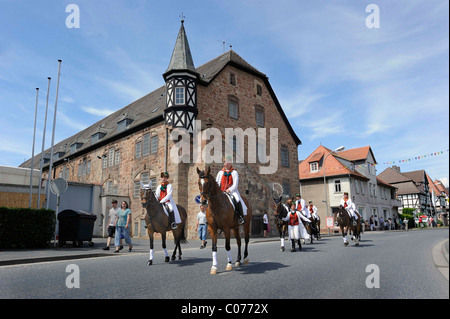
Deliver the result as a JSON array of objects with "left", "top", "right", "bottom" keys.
[
  {"left": 378, "top": 167, "right": 432, "bottom": 216},
  {"left": 20, "top": 22, "right": 302, "bottom": 239},
  {"left": 299, "top": 145, "right": 401, "bottom": 233}
]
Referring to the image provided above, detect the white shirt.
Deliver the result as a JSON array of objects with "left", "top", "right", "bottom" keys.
[
  {"left": 197, "top": 211, "right": 207, "bottom": 225},
  {"left": 263, "top": 214, "right": 269, "bottom": 224},
  {"left": 108, "top": 207, "right": 119, "bottom": 226}
]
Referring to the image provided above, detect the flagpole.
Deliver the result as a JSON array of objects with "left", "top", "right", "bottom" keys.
[
  {"left": 37, "top": 77, "right": 51, "bottom": 209},
  {"left": 46, "top": 60, "right": 62, "bottom": 210},
  {"left": 29, "top": 88, "right": 39, "bottom": 208}
]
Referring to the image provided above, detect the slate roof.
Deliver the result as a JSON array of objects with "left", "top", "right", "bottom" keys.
[
  {"left": 20, "top": 50, "right": 300, "bottom": 169},
  {"left": 164, "top": 22, "right": 197, "bottom": 75}
]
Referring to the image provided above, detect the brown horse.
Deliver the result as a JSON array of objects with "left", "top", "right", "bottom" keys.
[
  {"left": 196, "top": 167, "right": 252, "bottom": 274},
  {"left": 273, "top": 199, "right": 289, "bottom": 251},
  {"left": 140, "top": 182, "right": 188, "bottom": 265},
  {"left": 336, "top": 205, "right": 361, "bottom": 246}
]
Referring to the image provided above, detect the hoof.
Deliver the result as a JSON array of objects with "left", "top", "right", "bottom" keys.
[
  {"left": 235, "top": 261, "right": 241, "bottom": 267},
  {"left": 281, "top": 246, "right": 285, "bottom": 252},
  {"left": 171, "top": 255, "right": 176, "bottom": 261},
  {"left": 344, "top": 242, "right": 349, "bottom": 246},
  {"left": 244, "top": 258, "right": 249, "bottom": 265},
  {"left": 355, "top": 242, "right": 359, "bottom": 246},
  {"left": 147, "top": 260, "right": 153, "bottom": 266},
  {"left": 178, "top": 256, "right": 182, "bottom": 260},
  {"left": 210, "top": 266, "right": 217, "bottom": 275},
  {"left": 226, "top": 263, "right": 233, "bottom": 271},
  {"left": 165, "top": 256, "right": 170, "bottom": 263}
]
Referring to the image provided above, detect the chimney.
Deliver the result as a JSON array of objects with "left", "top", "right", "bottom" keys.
[{"left": 392, "top": 165, "right": 401, "bottom": 173}]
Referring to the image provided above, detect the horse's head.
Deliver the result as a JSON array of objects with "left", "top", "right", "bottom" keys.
[
  {"left": 140, "top": 181, "right": 156, "bottom": 209},
  {"left": 196, "top": 166, "right": 215, "bottom": 199}
]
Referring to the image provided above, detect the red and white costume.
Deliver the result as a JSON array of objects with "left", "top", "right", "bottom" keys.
[
  {"left": 155, "top": 182, "right": 182, "bottom": 224},
  {"left": 215, "top": 167, "right": 248, "bottom": 216}
]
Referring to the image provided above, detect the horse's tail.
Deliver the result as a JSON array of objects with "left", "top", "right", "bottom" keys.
[
  {"left": 179, "top": 222, "right": 188, "bottom": 244},
  {"left": 178, "top": 207, "right": 189, "bottom": 244}
]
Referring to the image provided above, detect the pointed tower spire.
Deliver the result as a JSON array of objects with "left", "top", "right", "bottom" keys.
[
  {"left": 163, "top": 19, "right": 198, "bottom": 133},
  {"left": 164, "top": 19, "right": 197, "bottom": 78}
]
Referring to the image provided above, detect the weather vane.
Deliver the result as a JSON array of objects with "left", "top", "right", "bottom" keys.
[{"left": 180, "top": 12, "right": 185, "bottom": 24}]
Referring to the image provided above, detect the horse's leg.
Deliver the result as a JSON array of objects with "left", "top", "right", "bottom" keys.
[
  {"left": 209, "top": 225, "right": 218, "bottom": 275},
  {"left": 233, "top": 227, "right": 242, "bottom": 267},
  {"left": 224, "top": 228, "right": 233, "bottom": 271},
  {"left": 243, "top": 218, "right": 250, "bottom": 265},
  {"left": 162, "top": 232, "right": 170, "bottom": 263},
  {"left": 280, "top": 225, "right": 286, "bottom": 252},
  {"left": 171, "top": 238, "right": 178, "bottom": 261},
  {"left": 148, "top": 231, "right": 154, "bottom": 266}
]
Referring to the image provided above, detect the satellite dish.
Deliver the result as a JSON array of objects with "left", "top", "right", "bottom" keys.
[{"left": 50, "top": 178, "right": 68, "bottom": 196}]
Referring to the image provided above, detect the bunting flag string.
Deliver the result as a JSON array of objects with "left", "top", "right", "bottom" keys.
[
  {"left": 321, "top": 149, "right": 449, "bottom": 171},
  {"left": 377, "top": 149, "right": 449, "bottom": 166}
]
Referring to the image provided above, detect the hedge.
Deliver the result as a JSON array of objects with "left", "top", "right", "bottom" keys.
[{"left": 0, "top": 207, "right": 56, "bottom": 249}]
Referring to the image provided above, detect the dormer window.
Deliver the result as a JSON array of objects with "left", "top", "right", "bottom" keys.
[
  {"left": 91, "top": 132, "right": 106, "bottom": 144},
  {"left": 117, "top": 118, "right": 133, "bottom": 133},
  {"left": 310, "top": 162, "right": 319, "bottom": 172},
  {"left": 70, "top": 142, "right": 83, "bottom": 154},
  {"left": 53, "top": 151, "right": 65, "bottom": 160}
]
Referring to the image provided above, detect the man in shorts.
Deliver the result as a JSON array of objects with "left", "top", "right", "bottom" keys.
[{"left": 103, "top": 199, "right": 121, "bottom": 250}]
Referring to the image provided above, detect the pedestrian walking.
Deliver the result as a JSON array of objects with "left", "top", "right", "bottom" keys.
[
  {"left": 114, "top": 201, "right": 133, "bottom": 253},
  {"left": 103, "top": 199, "right": 121, "bottom": 250},
  {"left": 370, "top": 215, "right": 374, "bottom": 231},
  {"left": 403, "top": 217, "right": 408, "bottom": 231},
  {"left": 195, "top": 204, "right": 208, "bottom": 249},
  {"left": 263, "top": 211, "right": 269, "bottom": 237}
]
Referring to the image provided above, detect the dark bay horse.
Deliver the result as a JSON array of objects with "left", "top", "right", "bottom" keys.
[
  {"left": 196, "top": 167, "right": 252, "bottom": 274},
  {"left": 140, "top": 182, "right": 188, "bottom": 265},
  {"left": 273, "top": 200, "right": 289, "bottom": 251},
  {"left": 336, "top": 205, "right": 361, "bottom": 246}
]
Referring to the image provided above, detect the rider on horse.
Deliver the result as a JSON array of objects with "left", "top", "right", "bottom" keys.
[
  {"left": 215, "top": 157, "right": 247, "bottom": 225},
  {"left": 308, "top": 201, "right": 319, "bottom": 221},
  {"left": 340, "top": 192, "right": 358, "bottom": 227},
  {"left": 155, "top": 172, "right": 181, "bottom": 229}
]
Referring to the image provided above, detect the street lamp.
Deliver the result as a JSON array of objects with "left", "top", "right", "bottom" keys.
[
  {"left": 97, "top": 155, "right": 107, "bottom": 195},
  {"left": 323, "top": 146, "right": 345, "bottom": 235}
]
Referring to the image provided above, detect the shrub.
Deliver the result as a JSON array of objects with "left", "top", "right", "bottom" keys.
[{"left": 0, "top": 207, "right": 55, "bottom": 249}]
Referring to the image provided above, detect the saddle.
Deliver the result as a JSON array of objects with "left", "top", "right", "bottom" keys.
[{"left": 225, "top": 192, "right": 244, "bottom": 223}]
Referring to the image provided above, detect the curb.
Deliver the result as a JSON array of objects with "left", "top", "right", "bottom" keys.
[
  {"left": 442, "top": 239, "right": 449, "bottom": 264},
  {"left": 432, "top": 239, "right": 449, "bottom": 281}
]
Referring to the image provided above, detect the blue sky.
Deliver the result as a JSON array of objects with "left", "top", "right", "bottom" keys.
[{"left": 0, "top": 0, "right": 448, "bottom": 186}]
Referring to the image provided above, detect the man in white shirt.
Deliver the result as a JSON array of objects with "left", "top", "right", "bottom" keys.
[
  {"left": 195, "top": 204, "right": 208, "bottom": 249},
  {"left": 103, "top": 199, "right": 121, "bottom": 250}
]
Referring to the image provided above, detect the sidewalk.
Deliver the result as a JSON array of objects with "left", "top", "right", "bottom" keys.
[{"left": 0, "top": 236, "right": 280, "bottom": 267}]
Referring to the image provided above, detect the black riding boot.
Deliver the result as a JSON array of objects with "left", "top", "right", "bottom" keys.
[
  {"left": 291, "top": 239, "right": 296, "bottom": 252},
  {"left": 297, "top": 239, "right": 302, "bottom": 251},
  {"left": 236, "top": 201, "right": 245, "bottom": 225},
  {"left": 169, "top": 210, "right": 178, "bottom": 230}
]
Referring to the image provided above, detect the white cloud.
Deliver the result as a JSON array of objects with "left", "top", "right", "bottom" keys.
[{"left": 81, "top": 106, "right": 115, "bottom": 117}]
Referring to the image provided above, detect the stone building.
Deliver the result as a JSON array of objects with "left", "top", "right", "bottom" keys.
[{"left": 20, "top": 21, "right": 301, "bottom": 238}]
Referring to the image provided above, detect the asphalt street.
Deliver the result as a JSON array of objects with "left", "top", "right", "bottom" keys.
[{"left": 0, "top": 228, "right": 448, "bottom": 299}]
